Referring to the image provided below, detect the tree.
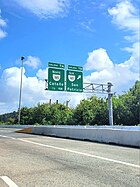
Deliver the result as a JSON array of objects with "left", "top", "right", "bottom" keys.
[
  {"left": 73, "top": 96, "right": 108, "bottom": 125},
  {"left": 20, "top": 107, "right": 34, "bottom": 125},
  {"left": 0, "top": 81, "right": 139, "bottom": 126},
  {"left": 113, "top": 81, "right": 140, "bottom": 125},
  {"left": 20, "top": 103, "right": 74, "bottom": 125}
]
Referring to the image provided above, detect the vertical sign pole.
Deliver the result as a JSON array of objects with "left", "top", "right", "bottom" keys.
[
  {"left": 108, "top": 82, "right": 113, "bottom": 126},
  {"left": 18, "top": 56, "right": 25, "bottom": 124}
]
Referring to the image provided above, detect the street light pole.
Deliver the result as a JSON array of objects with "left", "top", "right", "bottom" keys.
[{"left": 18, "top": 56, "right": 25, "bottom": 124}]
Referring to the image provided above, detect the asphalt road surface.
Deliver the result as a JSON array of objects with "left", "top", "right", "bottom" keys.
[{"left": 0, "top": 128, "right": 140, "bottom": 187}]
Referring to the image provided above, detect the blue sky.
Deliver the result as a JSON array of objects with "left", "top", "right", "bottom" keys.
[{"left": 0, "top": 0, "right": 139, "bottom": 114}]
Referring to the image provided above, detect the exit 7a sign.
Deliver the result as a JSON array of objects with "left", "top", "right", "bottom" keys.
[
  {"left": 48, "top": 68, "right": 65, "bottom": 91},
  {"left": 66, "top": 70, "right": 83, "bottom": 92}
]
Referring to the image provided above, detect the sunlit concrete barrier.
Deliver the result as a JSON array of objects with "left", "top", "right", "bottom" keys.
[
  {"left": 1, "top": 125, "right": 139, "bottom": 147},
  {"left": 31, "top": 126, "right": 140, "bottom": 148}
]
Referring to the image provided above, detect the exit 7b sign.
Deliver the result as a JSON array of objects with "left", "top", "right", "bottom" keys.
[{"left": 66, "top": 70, "right": 83, "bottom": 92}]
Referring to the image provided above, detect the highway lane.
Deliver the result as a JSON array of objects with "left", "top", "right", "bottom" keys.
[{"left": 0, "top": 128, "right": 140, "bottom": 187}]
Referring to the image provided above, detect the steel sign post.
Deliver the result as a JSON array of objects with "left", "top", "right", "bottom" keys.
[
  {"left": 66, "top": 70, "right": 83, "bottom": 92},
  {"left": 107, "top": 82, "right": 113, "bottom": 126}
]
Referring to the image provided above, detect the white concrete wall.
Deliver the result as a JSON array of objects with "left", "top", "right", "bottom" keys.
[
  {"left": 1, "top": 125, "right": 139, "bottom": 147},
  {"left": 32, "top": 127, "right": 140, "bottom": 147}
]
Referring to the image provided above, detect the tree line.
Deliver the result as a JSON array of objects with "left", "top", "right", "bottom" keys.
[{"left": 0, "top": 81, "right": 139, "bottom": 126}]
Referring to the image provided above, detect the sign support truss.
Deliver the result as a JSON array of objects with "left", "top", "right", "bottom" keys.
[
  {"left": 45, "top": 80, "right": 113, "bottom": 126},
  {"left": 83, "top": 82, "right": 109, "bottom": 94}
]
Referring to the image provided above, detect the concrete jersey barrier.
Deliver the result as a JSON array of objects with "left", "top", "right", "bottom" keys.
[
  {"left": 31, "top": 126, "right": 140, "bottom": 148},
  {"left": 1, "top": 125, "right": 139, "bottom": 147}
]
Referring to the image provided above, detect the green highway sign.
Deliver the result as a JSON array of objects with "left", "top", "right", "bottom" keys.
[
  {"left": 68, "top": 65, "right": 83, "bottom": 71},
  {"left": 48, "top": 62, "right": 65, "bottom": 69},
  {"left": 48, "top": 68, "right": 65, "bottom": 91},
  {"left": 66, "top": 70, "right": 83, "bottom": 92}
]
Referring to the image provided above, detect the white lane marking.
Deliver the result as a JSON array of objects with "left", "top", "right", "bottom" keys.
[
  {"left": 0, "top": 134, "right": 139, "bottom": 169},
  {"left": 0, "top": 135, "right": 16, "bottom": 140},
  {"left": 20, "top": 139, "right": 140, "bottom": 169},
  {"left": 0, "top": 176, "right": 19, "bottom": 187}
]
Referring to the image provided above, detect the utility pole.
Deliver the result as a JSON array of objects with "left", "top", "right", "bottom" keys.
[
  {"left": 18, "top": 56, "right": 25, "bottom": 124},
  {"left": 49, "top": 99, "right": 52, "bottom": 105},
  {"left": 66, "top": 100, "right": 70, "bottom": 107},
  {"left": 107, "top": 82, "right": 113, "bottom": 126}
]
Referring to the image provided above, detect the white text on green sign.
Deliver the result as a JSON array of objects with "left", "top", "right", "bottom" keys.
[
  {"left": 48, "top": 62, "right": 65, "bottom": 69},
  {"left": 66, "top": 70, "right": 83, "bottom": 92},
  {"left": 68, "top": 65, "right": 83, "bottom": 71},
  {"left": 48, "top": 68, "right": 65, "bottom": 91}
]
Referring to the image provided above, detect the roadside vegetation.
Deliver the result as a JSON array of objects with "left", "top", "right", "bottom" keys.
[{"left": 0, "top": 81, "right": 139, "bottom": 126}]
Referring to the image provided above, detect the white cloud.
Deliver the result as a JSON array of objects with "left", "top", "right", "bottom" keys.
[
  {"left": 0, "top": 9, "right": 7, "bottom": 39},
  {"left": 0, "top": 49, "right": 139, "bottom": 115},
  {"left": 119, "top": 42, "right": 139, "bottom": 73},
  {"left": 84, "top": 48, "right": 113, "bottom": 71},
  {"left": 24, "top": 56, "right": 41, "bottom": 69},
  {"left": 36, "top": 68, "right": 48, "bottom": 80},
  {"left": 0, "top": 1, "right": 139, "bottom": 114},
  {"left": 13, "top": 0, "right": 70, "bottom": 19},
  {"left": 0, "top": 18, "right": 7, "bottom": 27},
  {"left": 108, "top": 0, "right": 139, "bottom": 42},
  {"left": 84, "top": 47, "right": 139, "bottom": 93},
  {"left": 79, "top": 19, "right": 95, "bottom": 32},
  {"left": 84, "top": 1, "right": 139, "bottom": 94},
  {"left": 0, "top": 66, "right": 85, "bottom": 114}
]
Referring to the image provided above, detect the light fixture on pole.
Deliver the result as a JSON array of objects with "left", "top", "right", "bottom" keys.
[{"left": 18, "top": 56, "right": 25, "bottom": 124}]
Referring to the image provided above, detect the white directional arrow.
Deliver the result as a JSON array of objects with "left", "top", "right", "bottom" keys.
[{"left": 77, "top": 75, "right": 81, "bottom": 80}]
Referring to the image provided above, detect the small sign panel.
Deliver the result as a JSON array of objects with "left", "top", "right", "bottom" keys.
[
  {"left": 48, "top": 62, "right": 65, "bottom": 69},
  {"left": 68, "top": 65, "right": 83, "bottom": 71}
]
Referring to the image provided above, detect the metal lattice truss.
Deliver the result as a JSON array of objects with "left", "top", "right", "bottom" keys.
[
  {"left": 45, "top": 79, "right": 113, "bottom": 94},
  {"left": 83, "top": 83, "right": 110, "bottom": 94}
]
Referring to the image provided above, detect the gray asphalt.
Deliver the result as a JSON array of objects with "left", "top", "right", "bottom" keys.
[{"left": 0, "top": 128, "right": 140, "bottom": 187}]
